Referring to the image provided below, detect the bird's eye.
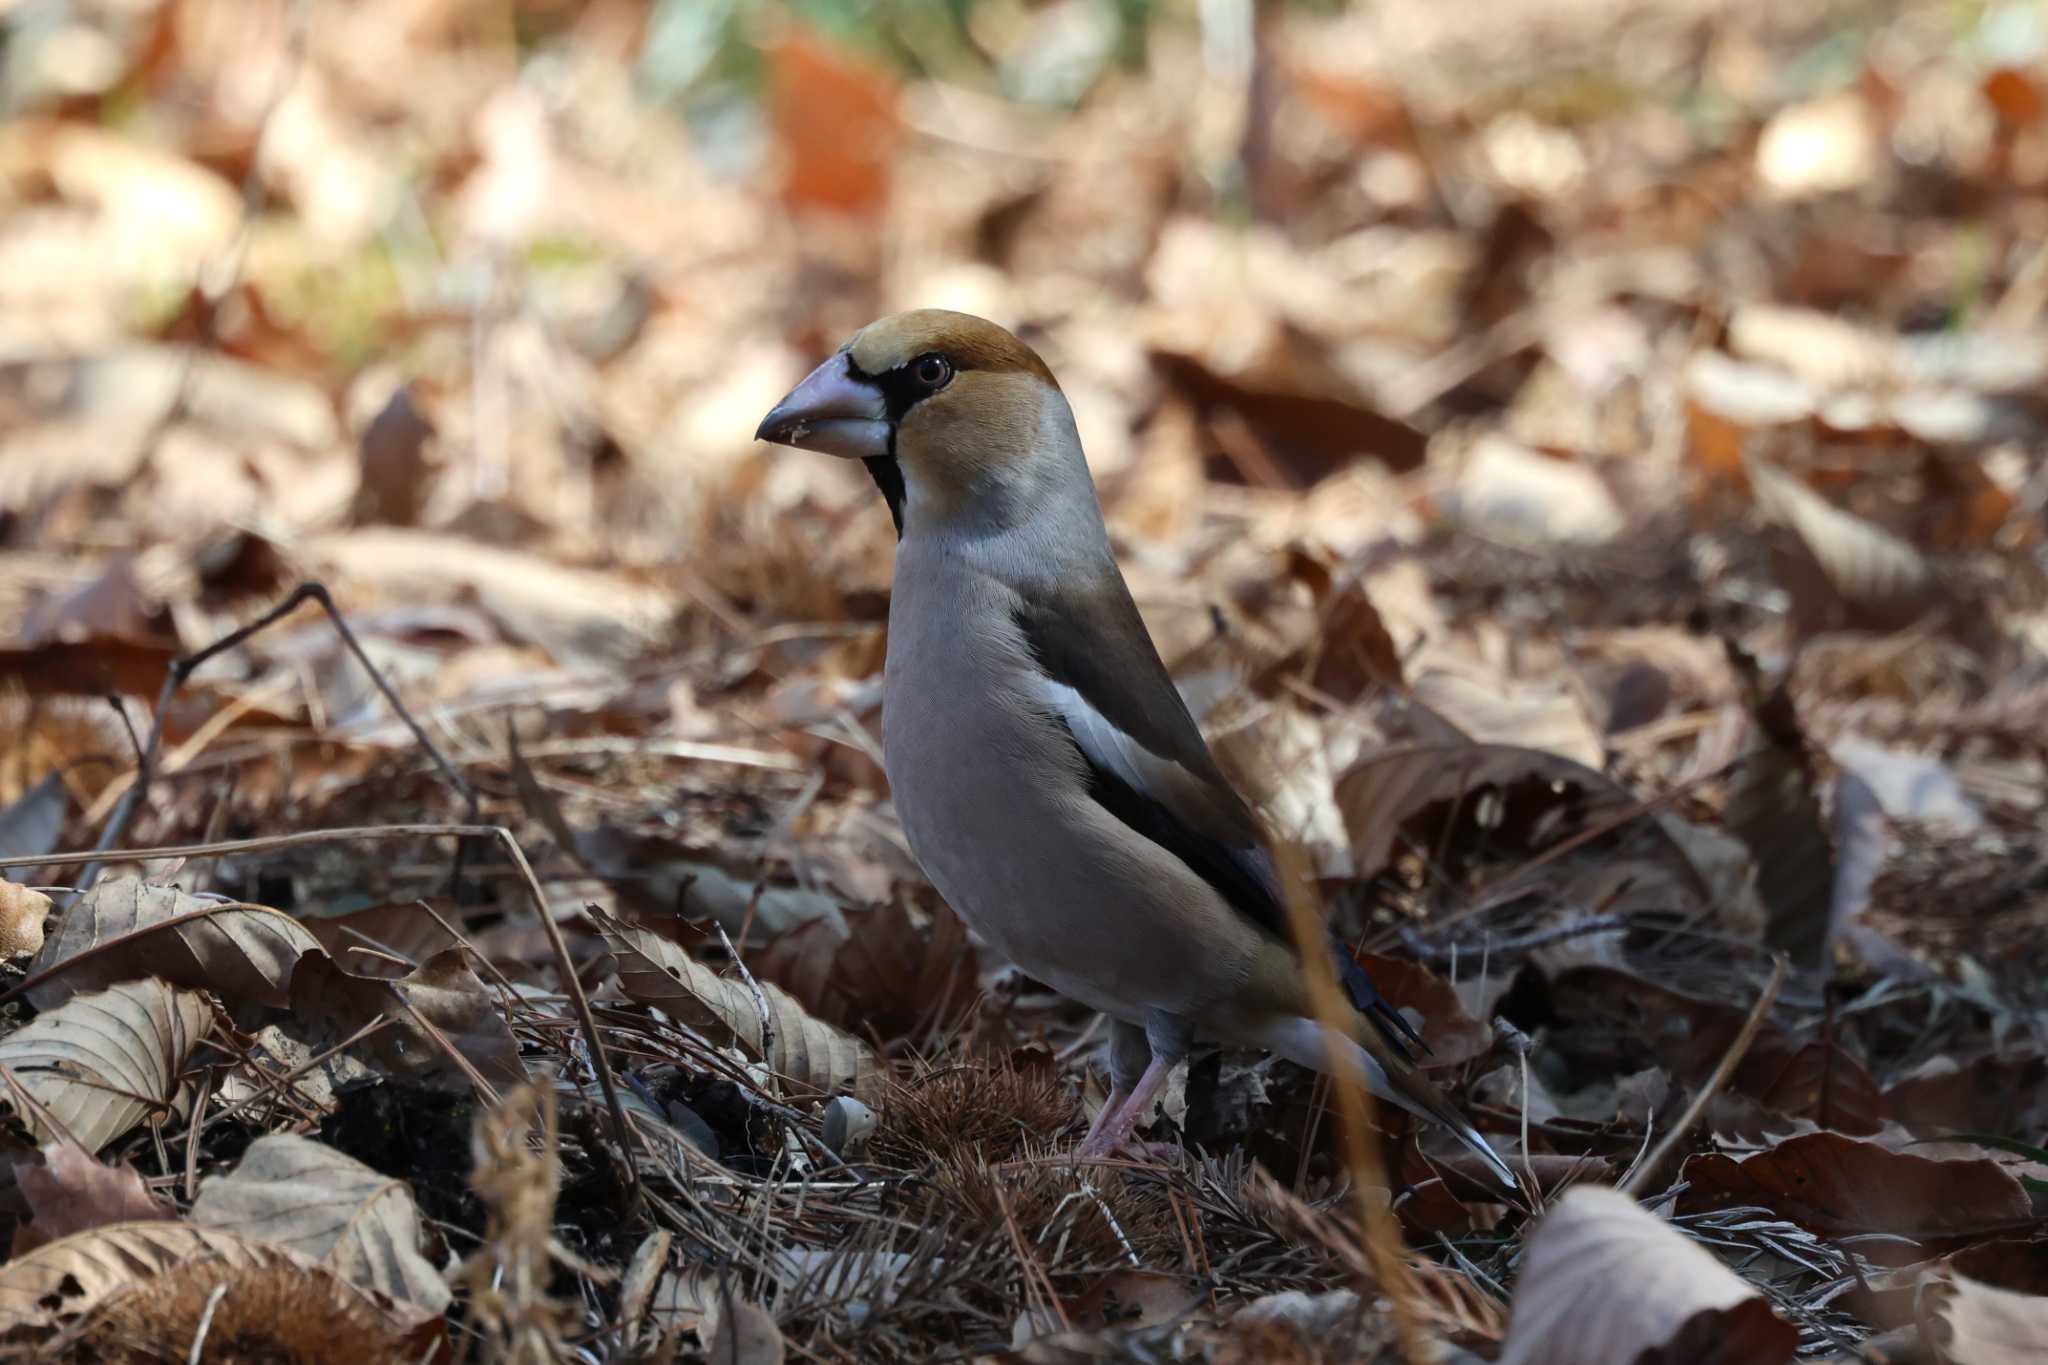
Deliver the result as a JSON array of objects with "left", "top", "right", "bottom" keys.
[{"left": 912, "top": 355, "right": 952, "bottom": 390}]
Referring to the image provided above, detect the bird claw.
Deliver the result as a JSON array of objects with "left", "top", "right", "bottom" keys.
[{"left": 1076, "top": 1135, "right": 1182, "bottom": 1164}]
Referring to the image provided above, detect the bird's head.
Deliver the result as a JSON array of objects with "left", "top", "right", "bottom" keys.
[{"left": 755, "top": 310, "right": 1078, "bottom": 534}]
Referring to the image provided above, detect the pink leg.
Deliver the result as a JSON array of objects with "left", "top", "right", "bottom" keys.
[
  {"left": 1081, "top": 1084, "right": 1128, "bottom": 1148},
  {"left": 1078, "top": 1052, "right": 1177, "bottom": 1159}
]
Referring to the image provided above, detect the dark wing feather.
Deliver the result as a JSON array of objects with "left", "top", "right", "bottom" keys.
[{"left": 1015, "top": 578, "right": 1420, "bottom": 1063}]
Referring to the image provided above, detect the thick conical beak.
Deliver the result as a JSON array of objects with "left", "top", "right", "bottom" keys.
[{"left": 754, "top": 353, "right": 891, "bottom": 459}]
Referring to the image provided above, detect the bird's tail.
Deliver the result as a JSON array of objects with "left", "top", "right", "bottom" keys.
[{"left": 1258, "top": 1015, "right": 1520, "bottom": 1194}]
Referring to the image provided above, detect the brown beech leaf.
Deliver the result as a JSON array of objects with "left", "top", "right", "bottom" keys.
[
  {"left": 1499, "top": 1186, "right": 1797, "bottom": 1365},
  {"left": 193, "top": 1133, "right": 452, "bottom": 1322},
  {"left": 25, "top": 877, "right": 322, "bottom": 1011},
  {"left": 299, "top": 901, "right": 467, "bottom": 980},
  {"left": 1153, "top": 349, "right": 1428, "bottom": 483},
  {"left": 1736, "top": 1036, "right": 1888, "bottom": 1135},
  {"left": 13, "top": 1142, "right": 173, "bottom": 1249},
  {"left": 1924, "top": 1274, "right": 2048, "bottom": 1365},
  {"left": 0, "top": 978, "right": 212, "bottom": 1150},
  {"left": 1270, "top": 577, "right": 1404, "bottom": 700},
  {"left": 1748, "top": 457, "right": 1936, "bottom": 632},
  {"left": 1683, "top": 352, "right": 1817, "bottom": 480},
  {"left": 754, "top": 897, "right": 977, "bottom": 1040},
  {"left": 1351, "top": 952, "right": 1492, "bottom": 1069},
  {"left": 596, "top": 910, "right": 880, "bottom": 1096},
  {"left": 1065, "top": 1268, "right": 1201, "bottom": 1333},
  {"left": 1677, "top": 1132, "right": 2035, "bottom": 1241},
  {"left": 1885, "top": 1053, "right": 2048, "bottom": 1141},
  {"left": 291, "top": 946, "right": 527, "bottom": 1093}
]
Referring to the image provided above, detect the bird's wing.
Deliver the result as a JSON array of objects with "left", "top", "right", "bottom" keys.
[{"left": 1014, "top": 576, "right": 1421, "bottom": 1062}]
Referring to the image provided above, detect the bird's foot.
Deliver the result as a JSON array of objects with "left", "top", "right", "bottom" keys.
[{"left": 1076, "top": 1134, "right": 1181, "bottom": 1164}]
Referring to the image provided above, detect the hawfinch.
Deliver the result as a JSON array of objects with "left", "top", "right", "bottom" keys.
[{"left": 757, "top": 310, "right": 1516, "bottom": 1190}]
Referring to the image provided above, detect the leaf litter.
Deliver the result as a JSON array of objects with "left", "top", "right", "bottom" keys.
[{"left": 2, "top": 0, "right": 2046, "bottom": 1361}]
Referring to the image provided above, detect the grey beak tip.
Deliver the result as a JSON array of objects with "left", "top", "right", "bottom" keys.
[{"left": 754, "top": 409, "right": 785, "bottom": 444}]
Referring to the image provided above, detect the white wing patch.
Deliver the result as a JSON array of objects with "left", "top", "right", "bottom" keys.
[{"left": 1036, "top": 678, "right": 1151, "bottom": 795}]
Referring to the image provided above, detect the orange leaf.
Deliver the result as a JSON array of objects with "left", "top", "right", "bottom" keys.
[{"left": 768, "top": 26, "right": 899, "bottom": 219}]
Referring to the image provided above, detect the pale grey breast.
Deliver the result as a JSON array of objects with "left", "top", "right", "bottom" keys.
[{"left": 880, "top": 537, "right": 1259, "bottom": 1022}]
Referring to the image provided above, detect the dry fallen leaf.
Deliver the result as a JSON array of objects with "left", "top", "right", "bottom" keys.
[
  {"left": 303, "top": 528, "right": 677, "bottom": 670},
  {"left": 596, "top": 911, "right": 881, "bottom": 1097},
  {"left": 25, "top": 876, "right": 322, "bottom": 1011},
  {"left": 702, "top": 1286, "right": 787, "bottom": 1365},
  {"left": 768, "top": 23, "right": 899, "bottom": 220},
  {"left": 1925, "top": 1273, "right": 2048, "bottom": 1365},
  {"left": 193, "top": 1133, "right": 453, "bottom": 1323},
  {"left": 1351, "top": 952, "right": 1493, "bottom": 1070},
  {"left": 1335, "top": 742, "right": 1709, "bottom": 911},
  {"left": 291, "top": 945, "right": 528, "bottom": 1093},
  {"left": 12, "top": 1142, "right": 173, "bottom": 1250},
  {"left": 1748, "top": 457, "right": 1936, "bottom": 632},
  {"left": 0, "top": 773, "right": 69, "bottom": 890},
  {"left": 1499, "top": 1185, "right": 1798, "bottom": 1365},
  {"left": 0, "top": 1221, "right": 291, "bottom": 1333},
  {"left": 1678, "top": 1132, "right": 2036, "bottom": 1241},
  {"left": 0, "top": 977, "right": 212, "bottom": 1151}
]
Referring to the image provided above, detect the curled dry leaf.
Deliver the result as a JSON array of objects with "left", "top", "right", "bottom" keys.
[
  {"left": 1678, "top": 1132, "right": 2036, "bottom": 1241},
  {"left": 13, "top": 1142, "right": 173, "bottom": 1248},
  {"left": 595, "top": 911, "right": 881, "bottom": 1096},
  {"left": 1335, "top": 742, "right": 1708, "bottom": 907},
  {"left": 25, "top": 876, "right": 322, "bottom": 1011},
  {"left": 1925, "top": 1274, "right": 2048, "bottom": 1365},
  {"left": 1499, "top": 1186, "right": 1797, "bottom": 1365},
  {"left": 1685, "top": 353, "right": 1818, "bottom": 481},
  {"left": 0, "top": 978, "right": 212, "bottom": 1150},
  {"left": 193, "top": 1133, "right": 453, "bottom": 1322},
  {"left": 1440, "top": 435, "right": 1625, "bottom": 547},
  {"left": 511, "top": 740, "right": 833, "bottom": 936}
]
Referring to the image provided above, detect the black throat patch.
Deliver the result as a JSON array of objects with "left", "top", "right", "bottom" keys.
[{"left": 863, "top": 454, "right": 905, "bottom": 537}]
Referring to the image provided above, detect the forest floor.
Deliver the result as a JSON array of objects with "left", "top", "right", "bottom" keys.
[{"left": 2, "top": 0, "right": 2046, "bottom": 1360}]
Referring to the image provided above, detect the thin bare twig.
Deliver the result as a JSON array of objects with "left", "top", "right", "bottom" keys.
[{"left": 84, "top": 582, "right": 478, "bottom": 892}]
